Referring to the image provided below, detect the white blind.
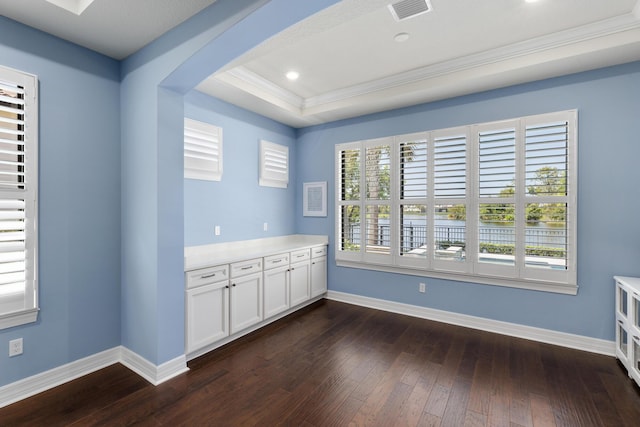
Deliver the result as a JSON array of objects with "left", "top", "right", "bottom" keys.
[
  {"left": 184, "top": 118, "right": 222, "bottom": 181},
  {"left": 479, "top": 127, "right": 516, "bottom": 198},
  {"left": 259, "top": 140, "right": 288, "bottom": 188},
  {"left": 0, "top": 199, "right": 26, "bottom": 287},
  {"left": 365, "top": 143, "right": 390, "bottom": 200},
  {"left": 339, "top": 147, "right": 360, "bottom": 201},
  {"left": 434, "top": 134, "right": 466, "bottom": 198},
  {"left": 525, "top": 121, "right": 568, "bottom": 196},
  {"left": 0, "top": 67, "right": 37, "bottom": 327},
  {"left": 0, "top": 81, "right": 26, "bottom": 190},
  {"left": 400, "top": 139, "right": 427, "bottom": 199}
]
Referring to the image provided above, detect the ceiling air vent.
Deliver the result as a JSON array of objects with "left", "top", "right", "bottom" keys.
[{"left": 388, "top": 0, "right": 431, "bottom": 21}]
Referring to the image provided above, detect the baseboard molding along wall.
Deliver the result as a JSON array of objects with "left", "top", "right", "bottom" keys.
[
  {"left": 0, "top": 346, "right": 188, "bottom": 409},
  {"left": 326, "top": 290, "right": 616, "bottom": 357},
  {"left": 1, "top": 292, "right": 615, "bottom": 409}
]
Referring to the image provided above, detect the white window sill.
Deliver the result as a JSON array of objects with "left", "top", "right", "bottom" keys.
[
  {"left": 336, "top": 259, "right": 578, "bottom": 295},
  {"left": 0, "top": 308, "right": 38, "bottom": 330}
]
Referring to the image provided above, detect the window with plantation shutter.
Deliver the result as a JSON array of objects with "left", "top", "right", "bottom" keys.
[
  {"left": 335, "top": 110, "right": 577, "bottom": 294},
  {"left": 0, "top": 65, "right": 38, "bottom": 329},
  {"left": 433, "top": 131, "right": 467, "bottom": 268},
  {"left": 259, "top": 140, "right": 288, "bottom": 188},
  {"left": 184, "top": 118, "right": 222, "bottom": 181},
  {"left": 364, "top": 139, "right": 391, "bottom": 257},
  {"left": 337, "top": 144, "right": 360, "bottom": 256},
  {"left": 399, "top": 135, "right": 427, "bottom": 261}
]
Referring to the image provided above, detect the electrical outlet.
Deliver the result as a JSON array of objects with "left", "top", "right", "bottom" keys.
[
  {"left": 419, "top": 282, "right": 426, "bottom": 293},
  {"left": 214, "top": 225, "right": 221, "bottom": 236},
  {"left": 9, "top": 338, "right": 23, "bottom": 357},
  {"left": 263, "top": 222, "right": 268, "bottom": 231}
]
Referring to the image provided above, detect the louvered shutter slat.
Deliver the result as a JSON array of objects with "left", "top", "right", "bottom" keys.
[{"left": 434, "top": 134, "right": 466, "bottom": 198}]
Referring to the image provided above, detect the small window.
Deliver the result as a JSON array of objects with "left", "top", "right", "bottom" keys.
[
  {"left": 0, "top": 65, "right": 38, "bottom": 329},
  {"left": 184, "top": 118, "right": 222, "bottom": 181},
  {"left": 259, "top": 140, "right": 288, "bottom": 188}
]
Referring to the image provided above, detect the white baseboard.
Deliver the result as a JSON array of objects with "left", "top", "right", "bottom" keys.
[
  {"left": 1, "top": 292, "right": 614, "bottom": 409},
  {"left": 326, "top": 290, "right": 616, "bottom": 357},
  {"left": 0, "top": 347, "right": 120, "bottom": 409},
  {"left": 0, "top": 346, "right": 189, "bottom": 409},
  {"left": 120, "top": 347, "right": 188, "bottom": 386}
]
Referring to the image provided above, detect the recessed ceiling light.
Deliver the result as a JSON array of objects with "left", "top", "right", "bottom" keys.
[
  {"left": 286, "top": 71, "right": 300, "bottom": 81},
  {"left": 394, "top": 32, "right": 410, "bottom": 42},
  {"left": 525, "top": 0, "right": 540, "bottom": 3}
]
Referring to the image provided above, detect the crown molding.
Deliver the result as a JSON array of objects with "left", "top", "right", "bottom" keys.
[
  {"left": 304, "top": 11, "right": 640, "bottom": 110},
  {"left": 216, "top": 66, "right": 304, "bottom": 114}
]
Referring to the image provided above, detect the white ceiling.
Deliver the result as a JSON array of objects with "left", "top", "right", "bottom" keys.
[
  {"left": 198, "top": 0, "right": 640, "bottom": 127},
  {"left": 2, "top": 0, "right": 640, "bottom": 128},
  {"left": 0, "top": 0, "right": 218, "bottom": 59}
]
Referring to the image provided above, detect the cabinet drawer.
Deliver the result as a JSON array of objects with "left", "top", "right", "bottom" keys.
[
  {"left": 290, "top": 249, "right": 310, "bottom": 263},
  {"left": 264, "top": 253, "right": 290, "bottom": 270},
  {"left": 186, "top": 265, "right": 228, "bottom": 289},
  {"left": 231, "top": 258, "right": 262, "bottom": 278},
  {"left": 311, "top": 246, "right": 327, "bottom": 258}
]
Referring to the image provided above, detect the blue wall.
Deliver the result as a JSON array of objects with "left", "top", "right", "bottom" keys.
[
  {"left": 0, "top": 17, "right": 121, "bottom": 386},
  {"left": 296, "top": 61, "right": 640, "bottom": 341},
  {"left": 184, "top": 91, "right": 297, "bottom": 246}
]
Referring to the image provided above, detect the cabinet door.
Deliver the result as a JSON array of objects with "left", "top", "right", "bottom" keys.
[
  {"left": 290, "top": 260, "right": 310, "bottom": 307},
  {"left": 186, "top": 281, "right": 229, "bottom": 353},
  {"left": 264, "top": 265, "right": 289, "bottom": 318},
  {"left": 310, "top": 256, "right": 327, "bottom": 297},
  {"left": 230, "top": 272, "right": 263, "bottom": 334}
]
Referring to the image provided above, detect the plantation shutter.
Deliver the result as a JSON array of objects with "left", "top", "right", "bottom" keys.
[
  {"left": 0, "top": 67, "right": 38, "bottom": 328},
  {"left": 400, "top": 139, "right": 427, "bottom": 199},
  {"left": 337, "top": 145, "right": 361, "bottom": 254},
  {"left": 478, "top": 127, "right": 516, "bottom": 198},
  {"left": 184, "top": 118, "right": 222, "bottom": 181},
  {"left": 259, "top": 140, "right": 288, "bottom": 188},
  {"left": 524, "top": 117, "right": 572, "bottom": 270},
  {"left": 434, "top": 134, "right": 466, "bottom": 198}
]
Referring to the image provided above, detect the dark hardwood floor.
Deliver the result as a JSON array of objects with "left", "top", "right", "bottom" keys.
[{"left": 2, "top": 300, "right": 640, "bottom": 426}]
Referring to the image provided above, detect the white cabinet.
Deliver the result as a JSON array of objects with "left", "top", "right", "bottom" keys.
[
  {"left": 230, "top": 259, "right": 263, "bottom": 334},
  {"left": 310, "top": 246, "right": 327, "bottom": 298},
  {"left": 263, "top": 252, "right": 290, "bottom": 318},
  {"left": 290, "top": 249, "right": 310, "bottom": 306},
  {"left": 614, "top": 276, "right": 640, "bottom": 386},
  {"left": 185, "top": 265, "right": 229, "bottom": 353},
  {"left": 184, "top": 236, "right": 328, "bottom": 358}
]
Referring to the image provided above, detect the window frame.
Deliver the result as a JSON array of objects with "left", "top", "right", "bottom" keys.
[
  {"left": 335, "top": 110, "right": 578, "bottom": 295},
  {"left": 0, "top": 65, "right": 39, "bottom": 329}
]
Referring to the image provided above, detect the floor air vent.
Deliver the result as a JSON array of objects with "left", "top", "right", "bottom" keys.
[{"left": 388, "top": 0, "right": 431, "bottom": 21}]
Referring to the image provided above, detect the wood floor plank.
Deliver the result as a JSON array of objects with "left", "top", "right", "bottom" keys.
[
  {"left": 1, "top": 300, "right": 640, "bottom": 426},
  {"left": 529, "top": 392, "right": 556, "bottom": 427},
  {"left": 393, "top": 361, "right": 440, "bottom": 427}
]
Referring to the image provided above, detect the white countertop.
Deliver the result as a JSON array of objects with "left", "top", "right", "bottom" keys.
[{"left": 185, "top": 234, "right": 329, "bottom": 271}]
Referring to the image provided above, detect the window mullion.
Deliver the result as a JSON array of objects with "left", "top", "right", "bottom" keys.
[
  {"left": 514, "top": 120, "right": 526, "bottom": 278},
  {"left": 467, "top": 126, "right": 479, "bottom": 272}
]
